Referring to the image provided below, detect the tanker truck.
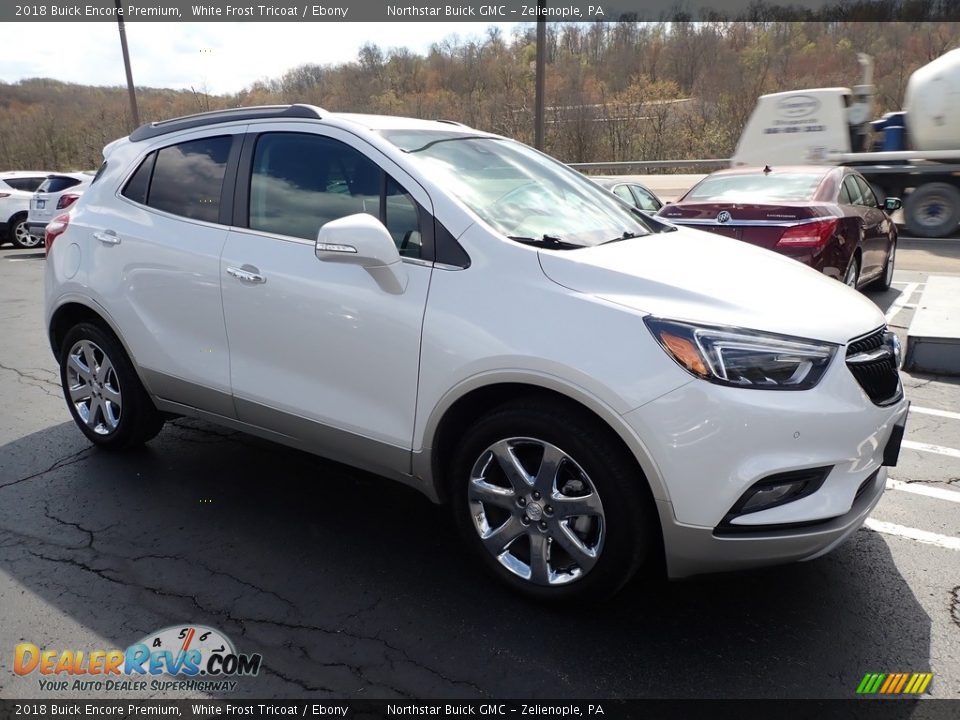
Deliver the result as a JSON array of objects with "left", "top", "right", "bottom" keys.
[{"left": 731, "top": 49, "right": 960, "bottom": 238}]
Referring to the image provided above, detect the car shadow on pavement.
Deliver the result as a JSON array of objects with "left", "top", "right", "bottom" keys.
[{"left": 0, "top": 418, "right": 932, "bottom": 701}]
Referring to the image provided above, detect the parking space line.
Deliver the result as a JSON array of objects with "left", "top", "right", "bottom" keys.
[
  {"left": 912, "top": 406, "right": 960, "bottom": 422},
  {"left": 864, "top": 518, "right": 960, "bottom": 550},
  {"left": 887, "top": 479, "right": 960, "bottom": 503},
  {"left": 884, "top": 282, "right": 918, "bottom": 322},
  {"left": 903, "top": 440, "right": 960, "bottom": 460}
]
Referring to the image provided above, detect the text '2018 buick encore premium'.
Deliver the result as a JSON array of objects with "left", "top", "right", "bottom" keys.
[{"left": 45, "top": 105, "right": 909, "bottom": 601}]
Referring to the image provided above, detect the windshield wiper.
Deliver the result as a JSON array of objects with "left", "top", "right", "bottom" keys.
[
  {"left": 601, "top": 230, "right": 644, "bottom": 245},
  {"left": 508, "top": 234, "right": 584, "bottom": 250}
]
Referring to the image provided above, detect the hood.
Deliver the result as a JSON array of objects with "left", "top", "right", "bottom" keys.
[{"left": 538, "top": 226, "right": 884, "bottom": 345}]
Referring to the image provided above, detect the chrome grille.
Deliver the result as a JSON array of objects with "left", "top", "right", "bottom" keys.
[{"left": 845, "top": 327, "right": 902, "bottom": 406}]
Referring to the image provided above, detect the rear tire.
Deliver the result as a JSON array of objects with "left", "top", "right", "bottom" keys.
[
  {"left": 450, "top": 398, "right": 656, "bottom": 602},
  {"left": 59, "top": 322, "right": 164, "bottom": 449},
  {"left": 904, "top": 182, "right": 960, "bottom": 238},
  {"left": 10, "top": 214, "right": 39, "bottom": 249}
]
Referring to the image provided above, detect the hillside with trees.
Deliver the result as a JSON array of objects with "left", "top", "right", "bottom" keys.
[{"left": 2, "top": 21, "right": 958, "bottom": 171}]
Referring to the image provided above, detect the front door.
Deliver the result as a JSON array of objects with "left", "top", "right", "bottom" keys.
[{"left": 220, "top": 126, "right": 432, "bottom": 477}]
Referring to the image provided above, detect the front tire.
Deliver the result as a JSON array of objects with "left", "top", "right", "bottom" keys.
[
  {"left": 59, "top": 322, "right": 164, "bottom": 449},
  {"left": 843, "top": 254, "right": 861, "bottom": 289},
  {"left": 872, "top": 240, "right": 896, "bottom": 291},
  {"left": 450, "top": 399, "right": 655, "bottom": 602}
]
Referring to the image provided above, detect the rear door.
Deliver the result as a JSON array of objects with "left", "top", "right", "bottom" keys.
[
  {"left": 841, "top": 174, "right": 884, "bottom": 278},
  {"left": 85, "top": 131, "right": 242, "bottom": 417}
]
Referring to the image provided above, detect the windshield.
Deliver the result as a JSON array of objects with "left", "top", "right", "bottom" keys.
[
  {"left": 686, "top": 173, "right": 824, "bottom": 203},
  {"left": 379, "top": 131, "right": 649, "bottom": 247}
]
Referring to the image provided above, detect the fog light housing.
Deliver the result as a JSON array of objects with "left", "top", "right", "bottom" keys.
[{"left": 720, "top": 466, "right": 832, "bottom": 527}]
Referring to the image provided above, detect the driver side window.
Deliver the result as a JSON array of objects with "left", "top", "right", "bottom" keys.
[{"left": 249, "top": 132, "right": 422, "bottom": 258}]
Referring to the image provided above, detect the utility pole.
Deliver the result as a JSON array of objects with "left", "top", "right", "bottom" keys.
[
  {"left": 534, "top": 2, "right": 546, "bottom": 150},
  {"left": 115, "top": 0, "right": 140, "bottom": 129}
]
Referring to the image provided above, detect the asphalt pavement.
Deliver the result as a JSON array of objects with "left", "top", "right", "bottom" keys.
[{"left": 0, "top": 245, "right": 958, "bottom": 701}]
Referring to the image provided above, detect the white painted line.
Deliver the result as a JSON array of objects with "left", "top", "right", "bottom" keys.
[
  {"left": 912, "top": 405, "right": 960, "bottom": 422},
  {"left": 887, "top": 478, "right": 960, "bottom": 504},
  {"left": 864, "top": 518, "right": 960, "bottom": 550},
  {"left": 903, "top": 439, "right": 960, "bottom": 460},
  {"left": 884, "top": 282, "right": 918, "bottom": 322},
  {"left": 891, "top": 281, "right": 925, "bottom": 287}
]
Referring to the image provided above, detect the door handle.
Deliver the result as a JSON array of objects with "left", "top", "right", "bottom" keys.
[
  {"left": 226, "top": 265, "right": 266, "bottom": 284},
  {"left": 94, "top": 230, "right": 121, "bottom": 245}
]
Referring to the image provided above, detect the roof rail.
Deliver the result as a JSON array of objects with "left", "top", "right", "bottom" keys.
[
  {"left": 436, "top": 119, "right": 469, "bottom": 127},
  {"left": 129, "top": 104, "right": 326, "bottom": 142}
]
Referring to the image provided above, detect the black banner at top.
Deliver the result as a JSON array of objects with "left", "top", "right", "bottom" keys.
[{"left": 4, "top": 0, "right": 960, "bottom": 22}]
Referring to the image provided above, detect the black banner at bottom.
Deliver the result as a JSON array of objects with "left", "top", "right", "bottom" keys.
[{"left": 1, "top": 700, "right": 959, "bottom": 720}]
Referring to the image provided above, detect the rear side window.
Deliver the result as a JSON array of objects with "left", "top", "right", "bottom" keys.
[
  {"left": 854, "top": 176, "right": 878, "bottom": 208},
  {"left": 122, "top": 153, "right": 155, "bottom": 205},
  {"left": 4, "top": 177, "right": 45, "bottom": 192},
  {"left": 147, "top": 136, "right": 232, "bottom": 223},
  {"left": 38, "top": 176, "right": 82, "bottom": 193}
]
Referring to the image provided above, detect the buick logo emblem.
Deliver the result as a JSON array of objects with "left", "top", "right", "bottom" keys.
[{"left": 716, "top": 211, "right": 732, "bottom": 224}]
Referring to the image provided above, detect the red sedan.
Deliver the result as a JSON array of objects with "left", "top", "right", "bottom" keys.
[{"left": 656, "top": 166, "right": 900, "bottom": 290}]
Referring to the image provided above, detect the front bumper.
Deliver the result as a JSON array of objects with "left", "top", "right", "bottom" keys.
[{"left": 623, "top": 350, "right": 908, "bottom": 578}]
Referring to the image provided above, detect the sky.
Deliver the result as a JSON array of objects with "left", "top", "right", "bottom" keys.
[{"left": 2, "top": 22, "right": 520, "bottom": 95}]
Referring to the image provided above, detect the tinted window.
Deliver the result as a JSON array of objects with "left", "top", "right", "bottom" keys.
[
  {"left": 250, "top": 133, "right": 384, "bottom": 241},
  {"left": 854, "top": 176, "right": 878, "bottom": 208},
  {"left": 613, "top": 185, "right": 634, "bottom": 204},
  {"left": 630, "top": 186, "right": 661, "bottom": 211},
  {"left": 147, "top": 137, "right": 231, "bottom": 223},
  {"left": 122, "top": 153, "right": 155, "bottom": 205},
  {"left": 385, "top": 176, "right": 421, "bottom": 257},
  {"left": 5, "top": 177, "right": 45, "bottom": 192},
  {"left": 91, "top": 161, "right": 108, "bottom": 185},
  {"left": 38, "top": 176, "right": 82, "bottom": 193},
  {"left": 842, "top": 176, "right": 864, "bottom": 206},
  {"left": 687, "top": 173, "right": 824, "bottom": 202}
]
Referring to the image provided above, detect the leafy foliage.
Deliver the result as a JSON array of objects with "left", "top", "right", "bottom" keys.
[{"left": 2, "top": 21, "right": 958, "bottom": 171}]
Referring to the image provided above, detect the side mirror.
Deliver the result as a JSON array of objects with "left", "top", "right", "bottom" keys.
[
  {"left": 884, "top": 197, "right": 902, "bottom": 212},
  {"left": 316, "top": 213, "right": 407, "bottom": 294}
]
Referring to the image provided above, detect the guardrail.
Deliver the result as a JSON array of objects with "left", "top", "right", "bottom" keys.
[{"left": 568, "top": 159, "right": 730, "bottom": 172}]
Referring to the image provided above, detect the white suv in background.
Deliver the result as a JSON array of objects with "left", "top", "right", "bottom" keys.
[
  {"left": 1, "top": 170, "right": 53, "bottom": 248},
  {"left": 26, "top": 172, "right": 93, "bottom": 246},
  {"left": 44, "top": 106, "right": 909, "bottom": 601}
]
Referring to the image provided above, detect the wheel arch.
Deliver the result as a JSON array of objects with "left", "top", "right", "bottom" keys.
[
  {"left": 48, "top": 299, "right": 143, "bottom": 383},
  {"left": 416, "top": 374, "right": 670, "bottom": 509}
]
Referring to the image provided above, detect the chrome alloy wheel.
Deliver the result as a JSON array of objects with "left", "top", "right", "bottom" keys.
[
  {"left": 14, "top": 220, "right": 40, "bottom": 248},
  {"left": 468, "top": 437, "right": 605, "bottom": 586},
  {"left": 66, "top": 339, "right": 122, "bottom": 435}
]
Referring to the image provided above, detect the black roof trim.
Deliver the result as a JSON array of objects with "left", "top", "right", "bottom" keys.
[
  {"left": 129, "top": 104, "right": 325, "bottom": 142},
  {"left": 436, "top": 119, "right": 469, "bottom": 127}
]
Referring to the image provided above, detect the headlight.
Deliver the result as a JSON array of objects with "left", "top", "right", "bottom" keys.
[{"left": 644, "top": 317, "right": 837, "bottom": 390}]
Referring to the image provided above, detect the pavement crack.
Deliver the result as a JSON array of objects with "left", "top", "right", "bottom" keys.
[
  {"left": 43, "top": 504, "right": 114, "bottom": 549},
  {"left": 245, "top": 617, "right": 485, "bottom": 696},
  {"left": 0, "top": 361, "right": 61, "bottom": 398},
  {"left": 128, "top": 553, "right": 298, "bottom": 610},
  {"left": 260, "top": 666, "right": 334, "bottom": 694},
  {"left": 0, "top": 447, "right": 93, "bottom": 491}
]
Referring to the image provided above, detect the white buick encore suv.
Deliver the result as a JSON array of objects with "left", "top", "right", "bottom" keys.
[{"left": 44, "top": 105, "right": 909, "bottom": 601}]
